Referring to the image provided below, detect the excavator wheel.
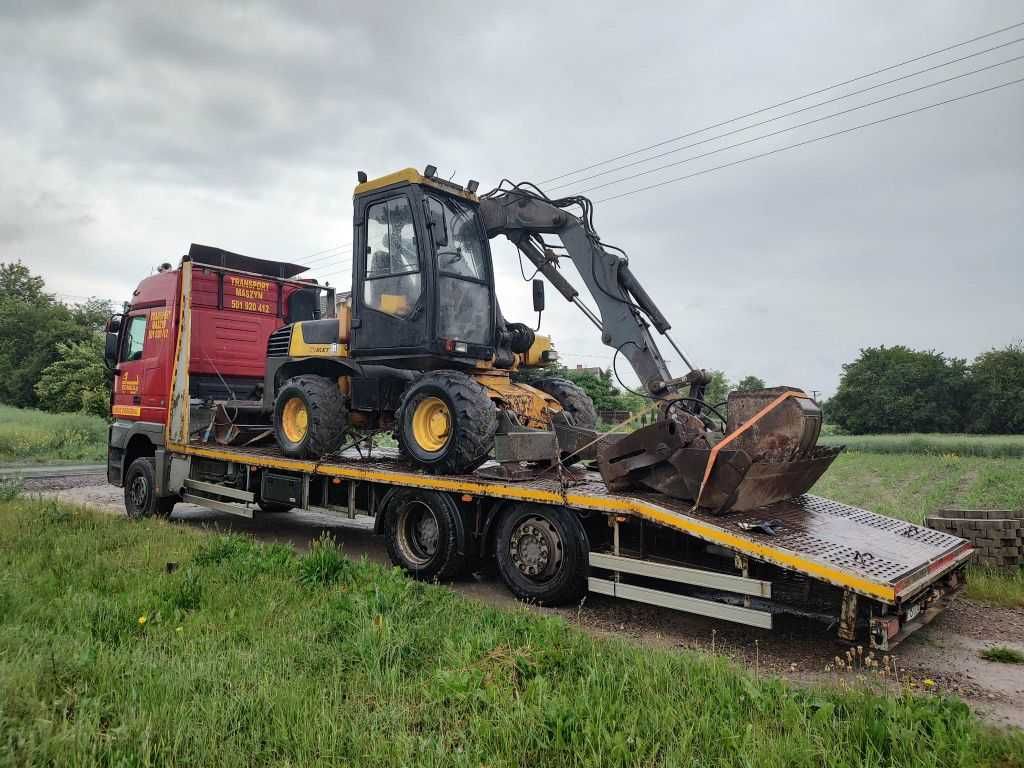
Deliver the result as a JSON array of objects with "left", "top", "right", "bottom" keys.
[
  {"left": 531, "top": 378, "right": 598, "bottom": 465},
  {"left": 532, "top": 378, "right": 598, "bottom": 429},
  {"left": 273, "top": 374, "right": 349, "bottom": 459},
  {"left": 396, "top": 371, "right": 497, "bottom": 474}
]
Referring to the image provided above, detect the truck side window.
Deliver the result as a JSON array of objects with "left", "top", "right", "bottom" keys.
[
  {"left": 121, "top": 315, "right": 148, "bottom": 362},
  {"left": 364, "top": 197, "right": 421, "bottom": 318}
]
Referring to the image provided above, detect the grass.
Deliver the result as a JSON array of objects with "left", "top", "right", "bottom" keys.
[
  {"left": 810, "top": 452, "right": 1024, "bottom": 607},
  {"left": 0, "top": 404, "right": 107, "bottom": 463},
  {"left": 818, "top": 433, "right": 1024, "bottom": 458},
  {"left": 979, "top": 646, "right": 1024, "bottom": 664},
  {"left": 0, "top": 497, "right": 1021, "bottom": 767}
]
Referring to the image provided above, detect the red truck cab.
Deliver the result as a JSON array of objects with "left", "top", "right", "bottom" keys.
[{"left": 104, "top": 243, "right": 332, "bottom": 488}]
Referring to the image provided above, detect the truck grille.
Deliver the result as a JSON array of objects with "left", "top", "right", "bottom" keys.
[{"left": 267, "top": 326, "right": 292, "bottom": 357}]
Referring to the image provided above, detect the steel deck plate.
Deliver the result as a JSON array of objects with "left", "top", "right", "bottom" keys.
[{"left": 178, "top": 440, "right": 973, "bottom": 602}]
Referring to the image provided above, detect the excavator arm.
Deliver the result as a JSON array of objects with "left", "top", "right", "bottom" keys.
[
  {"left": 479, "top": 185, "right": 701, "bottom": 400},
  {"left": 479, "top": 181, "right": 839, "bottom": 514}
]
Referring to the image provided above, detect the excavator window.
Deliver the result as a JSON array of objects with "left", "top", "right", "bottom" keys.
[
  {"left": 427, "top": 195, "right": 487, "bottom": 281},
  {"left": 426, "top": 193, "right": 492, "bottom": 346},
  {"left": 363, "top": 196, "right": 421, "bottom": 318}
]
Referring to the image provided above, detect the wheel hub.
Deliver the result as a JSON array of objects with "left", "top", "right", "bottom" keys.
[
  {"left": 414, "top": 513, "right": 439, "bottom": 555},
  {"left": 411, "top": 396, "right": 451, "bottom": 453},
  {"left": 281, "top": 396, "right": 309, "bottom": 443},
  {"left": 129, "top": 475, "right": 148, "bottom": 510},
  {"left": 509, "top": 516, "right": 562, "bottom": 579}
]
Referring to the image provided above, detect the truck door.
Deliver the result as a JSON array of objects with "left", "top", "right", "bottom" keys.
[
  {"left": 112, "top": 308, "right": 172, "bottom": 423},
  {"left": 350, "top": 194, "right": 430, "bottom": 356}
]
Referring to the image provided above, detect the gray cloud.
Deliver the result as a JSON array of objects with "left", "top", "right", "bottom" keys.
[{"left": 2, "top": 0, "right": 1022, "bottom": 393}]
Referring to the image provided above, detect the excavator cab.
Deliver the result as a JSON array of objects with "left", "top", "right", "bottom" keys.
[{"left": 349, "top": 167, "right": 499, "bottom": 369}]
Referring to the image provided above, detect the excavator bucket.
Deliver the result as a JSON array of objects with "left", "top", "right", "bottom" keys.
[{"left": 597, "top": 388, "right": 842, "bottom": 513}]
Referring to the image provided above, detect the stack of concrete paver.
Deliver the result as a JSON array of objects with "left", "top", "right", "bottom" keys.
[{"left": 925, "top": 508, "right": 1023, "bottom": 568}]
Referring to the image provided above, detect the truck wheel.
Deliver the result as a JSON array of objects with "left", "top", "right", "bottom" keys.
[
  {"left": 274, "top": 375, "right": 348, "bottom": 459},
  {"left": 494, "top": 503, "right": 588, "bottom": 605},
  {"left": 396, "top": 371, "right": 497, "bottom": 474},
  {"left": 383, "top": 489, "right": 466, "bottom": 582},
  {"left": 532, "top": 378, "right": 598, "bottom": 465},
  {"left": 124, "top": 457, "right": 176, "bottom": 519}
]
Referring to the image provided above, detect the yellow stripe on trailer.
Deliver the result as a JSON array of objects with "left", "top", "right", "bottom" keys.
[{"left": 167, "top": 441, "right": 899, "bottom": 602}]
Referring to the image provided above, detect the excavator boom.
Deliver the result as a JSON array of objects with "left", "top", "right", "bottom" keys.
[{"left": 480, "top": 182, "right": 840, "bottom": 513}]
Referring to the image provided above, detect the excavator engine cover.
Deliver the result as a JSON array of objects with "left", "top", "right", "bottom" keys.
[{"left": 597, "top": 388, "right": 842, "bottom": 513}]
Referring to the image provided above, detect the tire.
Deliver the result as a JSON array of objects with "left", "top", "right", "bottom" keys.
[
  {"left": 124, "top": 457, "right": 176, "bottom": 520},
  {"left": 396, "top": 371, "right": 497, "bottom": 474},
  {"left": 494, "top": 503, "right": 589, "bottom": 605},
  {"left": 532, "top": 378, "right": 598, "bottom": 429},
  {"left": 257, "top": 501, "right": 293, "bottom": 514},
  {"left": 382, "top": 488, "right": 467, "bottom": 582},
  {"left": 532, "top": 377, "right": 598, "bottom": 465},
  {"left": 273, "top": 374, "right": 348, "bottom": 459}
]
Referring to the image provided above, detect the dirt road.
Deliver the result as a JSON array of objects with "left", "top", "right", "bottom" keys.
[{"left": 34, "top": 479, "right": 1024, "bottom": 728}]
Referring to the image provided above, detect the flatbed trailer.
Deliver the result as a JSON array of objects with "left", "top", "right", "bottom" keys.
[{"left": 112, "top": 259, "right": 974, "bottom": 650}]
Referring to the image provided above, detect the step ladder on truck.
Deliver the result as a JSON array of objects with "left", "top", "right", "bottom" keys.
[{"left": 104, "top": 252, "right": 973, "bottom": 651}]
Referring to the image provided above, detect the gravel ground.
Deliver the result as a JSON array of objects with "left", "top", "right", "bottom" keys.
[{"left": 30, "top": 478, "right": 1024, "bottom": 729}]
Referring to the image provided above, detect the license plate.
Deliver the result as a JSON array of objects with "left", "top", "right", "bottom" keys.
[{"left": 905, "top": 603, "right": 921, "bottom": 622}]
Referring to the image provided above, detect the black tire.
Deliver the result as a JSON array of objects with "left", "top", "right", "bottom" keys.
[
  {"left": 382, "top": 488, "right": 467, "bottom": 582},
  {"left": 532, "top": 378, "right": 598, "bottom": 429},
  {"left": 532, "top": 377, "right": 598, "bottom": 465},
  {"left": 396, "top": 370, "right": 497, "bottom": 474},
  {"left": 257, "top": 501, "right": 293, "bottom": 514},
  {"left": 124, "top": 457, "right": 176, "bottom": 520},
  {"left": 494, "top": 503, "right": 589, "bottom": 605},
  {"left": 273, "top": 374, "right": 348, "bottom": 459}
]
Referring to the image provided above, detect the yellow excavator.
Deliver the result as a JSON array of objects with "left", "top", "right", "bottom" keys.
[{"left": 262, "top": 166, "right": 840, "bottom": 513}]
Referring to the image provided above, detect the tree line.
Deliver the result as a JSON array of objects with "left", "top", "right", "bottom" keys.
[
  {"left": 824, "top": 344, "right": 1024, "bottom": 434},
  {"left": 0, "top": 262, "right": 112, "bottom": 417},
  {"left": 4, "top": 261, "right": 1021, "bottom": 434}
]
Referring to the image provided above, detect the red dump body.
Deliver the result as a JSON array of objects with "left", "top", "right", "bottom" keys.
[{"left": 110, "top": 245, "right": 317, "bottom": 426}]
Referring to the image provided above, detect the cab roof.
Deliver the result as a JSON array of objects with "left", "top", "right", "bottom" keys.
[{"left": 354, "top": 167, "right": 479, "bottom": 203}]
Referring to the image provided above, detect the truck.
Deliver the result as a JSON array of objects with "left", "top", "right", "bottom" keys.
[{"left": 104, "top": 242, "right": 973, "bottom": 650}]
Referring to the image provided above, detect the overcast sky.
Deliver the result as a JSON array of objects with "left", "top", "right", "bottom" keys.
[{"left": 3, "top": 1, "right": 1022, "bottom": 395}]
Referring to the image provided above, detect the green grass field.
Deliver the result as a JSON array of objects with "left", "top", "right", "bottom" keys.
[
  {"left": 0, "top": 497, "right": 1021, "bottom": 767},
  {"left": 0, "top": 404, "right": 107, "bottom": 463},
  {"left": 818, "top": 432, "right": 1024, "bottom": 458}
]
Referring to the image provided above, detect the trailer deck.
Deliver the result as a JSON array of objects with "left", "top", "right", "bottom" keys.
[{"left": 171, "top": 440, "right": 973, "bottom": 607}]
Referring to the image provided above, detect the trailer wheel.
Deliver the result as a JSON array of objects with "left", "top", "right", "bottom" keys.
[
  {"left": 396, "top": 371, "right": 497, "bottom": 474},
  {"left": 383, "top": 489, "right": 466, "bottom": 582},
  {"left": 494, "top": 503, "right": 588, "bottom": 605},
  {"left": 273, "top": 375, "right": 348, "bottom": 459},
  {"left": 124, "top": 457, "right": 176, "bottom": 519}
]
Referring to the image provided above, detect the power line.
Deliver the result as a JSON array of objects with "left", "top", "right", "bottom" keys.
[
  {"left": 302, "top": 246, "right": 353, "bottom": 267},
  {"left": 579, "top": 54, "right": 1024, "bottom": 195},
  {"left": 540, "top": 19, "right": 1024, "bottom": 185},
  {"left": 594, "top": 75, "right": 1024, "bottom": 204},
  {"left": 551, "top": 36, "right": 1024, "bottom": 191},
  {"left": 307, "top": 242, "right": 353, "bottom": 258}
]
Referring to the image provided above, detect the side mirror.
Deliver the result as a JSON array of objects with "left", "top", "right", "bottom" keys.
[
  {"left": 104, "top": 332, "right": 119, "bottom": 369},
  {"left": 532, "top": 279, "right": 545, "bottom": 312},
  {"left": 105, "top": 314, "right": 122, "bottom": 333}
]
